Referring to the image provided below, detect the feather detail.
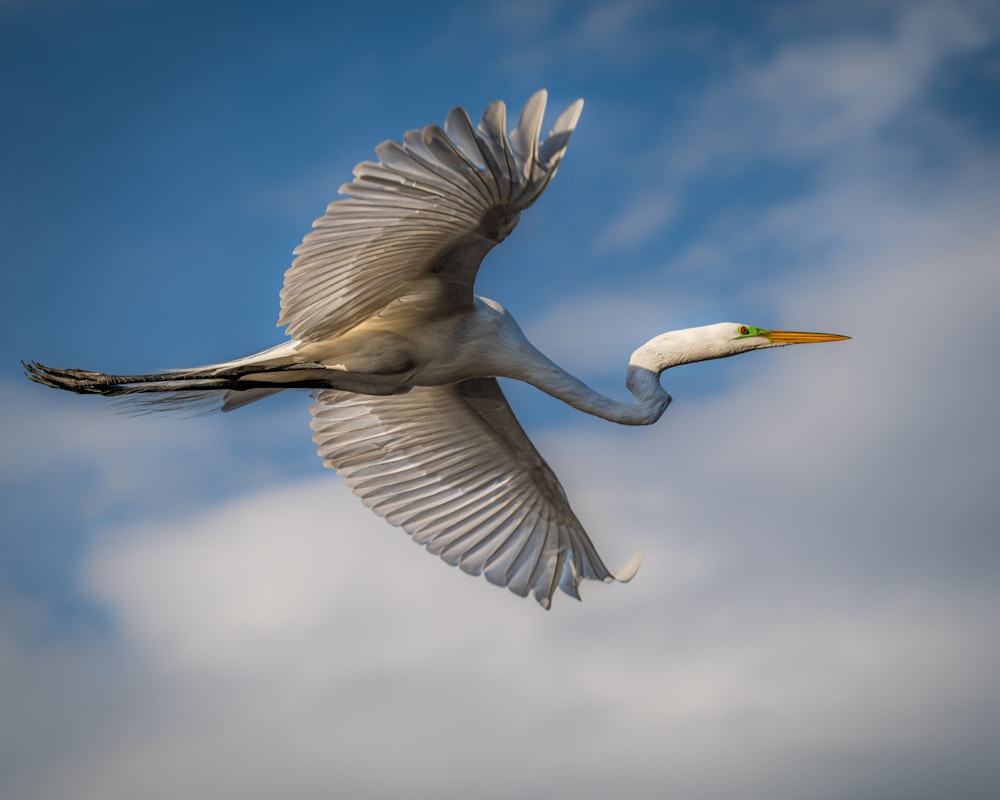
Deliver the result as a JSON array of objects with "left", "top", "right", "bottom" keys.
[
  {"left": 310, "top": 378, "right": 639, "bottom": 608},
  {"left": 278, "top": 90, "right": 583, "bottom": 342}
]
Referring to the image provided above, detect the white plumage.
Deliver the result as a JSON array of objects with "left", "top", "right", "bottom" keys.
[{"left": 25, "top": 91, "right": 847, "bottom": 608}]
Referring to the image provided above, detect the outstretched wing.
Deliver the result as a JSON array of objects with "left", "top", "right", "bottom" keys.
[
  {"left": 310, "top": 379, "right": 641, "bottom": 608},
  {"left": 279, "top": 90, "right": 584, "bottom": 343}
]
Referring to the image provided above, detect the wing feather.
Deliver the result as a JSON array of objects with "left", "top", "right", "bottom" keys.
[
  {"left": 310, "top": 378, "right": 639, "bottom": 608},
  {"left": 279, "top": 90, "right": 583, "bottom": 342},
  {"left": 509, "top": 90, "right": 545, "bottom": 182}
]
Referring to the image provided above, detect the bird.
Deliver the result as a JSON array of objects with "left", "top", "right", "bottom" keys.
[{"left": 24, "top": 90, "right": 848, "bottom": 608}]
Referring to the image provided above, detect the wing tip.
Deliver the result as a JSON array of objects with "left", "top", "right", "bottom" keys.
[
  {"left": 612, "top": 551, "right": 643, "bottom": 583},
  {"left": 552, "top": 97, "right": 584, "bottom": 135}
]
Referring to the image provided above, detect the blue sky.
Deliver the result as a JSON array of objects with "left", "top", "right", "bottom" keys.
[{"left": 3, "top": 1, "right": 1000, "bottom": 798}]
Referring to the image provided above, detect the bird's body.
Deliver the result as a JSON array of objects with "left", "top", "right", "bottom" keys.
[{"left": 25, "top": 91, "right": 848, "bottom": 608}]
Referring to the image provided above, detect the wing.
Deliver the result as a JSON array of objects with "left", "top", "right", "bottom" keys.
[
  {"left": 310, "top": 379, "right": 641, "bottom": 608},
  {"left": 279, "top": 90, "right": 583, "bottom": 342}
]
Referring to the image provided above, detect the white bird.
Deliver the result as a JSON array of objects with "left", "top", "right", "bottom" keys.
[{"left": 25, "top": 90, "right": 848, "bottom": 608}]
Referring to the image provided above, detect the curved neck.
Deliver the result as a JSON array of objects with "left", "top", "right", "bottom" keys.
[
  {"left": 473, "top": 299, "right": 671, "bottom": 426},
  {"left": 504, "top": 350, "right": 671, "bottom": 427},
  {"left": 487, "top": 319, "right": 757, "bottom": 427}
]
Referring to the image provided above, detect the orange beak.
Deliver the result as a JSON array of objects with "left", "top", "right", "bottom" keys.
[{"left": 765, "top": 330, "right": 851, "bottom": 344}]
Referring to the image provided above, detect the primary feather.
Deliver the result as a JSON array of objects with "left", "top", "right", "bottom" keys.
[
  {"left": 311, "top": 379, "right": 635, "bottom": 609},
  {"left": 278, "top": 90, "right": 583, "bottom": 343}
]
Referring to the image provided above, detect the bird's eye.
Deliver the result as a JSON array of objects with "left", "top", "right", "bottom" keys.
[{"left": 739, "top": 325, "right": 749, "bottom": 335}]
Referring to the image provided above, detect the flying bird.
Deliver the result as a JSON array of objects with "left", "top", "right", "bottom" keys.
[{"left": 25, "top": 90, "right": 848, "bottom": 608}]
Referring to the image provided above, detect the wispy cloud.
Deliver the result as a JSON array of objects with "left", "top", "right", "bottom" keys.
[
  {"left": 668, "top": 1, "right": 994, "bottom": 173},
  {"left": 459, "top": 0, "right": 673, "bottom": 78},
  {"left": 593, "top": 191, "right": 675, "bottom": 252}
]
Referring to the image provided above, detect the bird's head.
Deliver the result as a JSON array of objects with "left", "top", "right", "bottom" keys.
[{"left": 630, "top": 322, "right": 850, "bottom": 373}]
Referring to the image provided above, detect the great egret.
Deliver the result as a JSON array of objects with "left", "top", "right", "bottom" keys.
[{"left": 25, "top": 90, "right": 848, "bottom": 608}]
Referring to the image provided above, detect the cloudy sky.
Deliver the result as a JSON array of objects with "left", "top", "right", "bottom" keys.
[{"left": 2, "top": 0, "right": 999, "bottom": 798}]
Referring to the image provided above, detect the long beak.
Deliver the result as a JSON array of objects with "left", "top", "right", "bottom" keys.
[{"left": 766, "top": 330, "right": 851, "bottom": 344}]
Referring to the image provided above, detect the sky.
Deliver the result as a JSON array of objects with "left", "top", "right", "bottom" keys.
[{"left": 2, "top": 0, "right": 1000, "bottom": 798}]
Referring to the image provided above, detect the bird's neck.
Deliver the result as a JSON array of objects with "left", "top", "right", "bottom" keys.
[
  {"left": 519, "top": 359, "right": 670, "bottom": 426},
  {"left": 472, "top": 298, "right": 671, "bottom": 426}
]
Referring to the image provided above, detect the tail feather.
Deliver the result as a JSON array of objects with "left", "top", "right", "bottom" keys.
[{"left": 110, "top": 389, "right": 232, "bottom": 416}]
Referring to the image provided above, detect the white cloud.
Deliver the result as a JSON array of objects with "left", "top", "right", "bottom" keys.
[
  {"left": 5, "top": 386, "right": 998, "bottom": 800},
  {"left": 1, "top": 382, "right": 307, "bottom": 519}
]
